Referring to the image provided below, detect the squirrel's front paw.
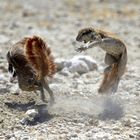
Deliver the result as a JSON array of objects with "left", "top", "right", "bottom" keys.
[{"left": 75, "top": 46, "right": 86, "bottom": 53}]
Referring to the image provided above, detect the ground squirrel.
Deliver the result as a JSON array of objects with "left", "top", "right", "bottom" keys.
[
  {"left": 7, "top": 36, "right": 56, "bottom": 103},
  {"left": 76, "top": 27, "right": 127, "bottom": 94}
]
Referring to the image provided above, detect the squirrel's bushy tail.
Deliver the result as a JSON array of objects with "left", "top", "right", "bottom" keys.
[
  {"left": 98, "top": 48, "right": 127, "bottom": 94},
  {"left": 25, "top": 36, "right": 56, "bottom": 80}
]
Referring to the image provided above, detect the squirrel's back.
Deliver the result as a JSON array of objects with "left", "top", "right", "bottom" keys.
[
  {"left": 25, "top": 36, "right": 56, "bottom": 80},
  {"left": 8, "top": 36, "right": 56, "bottom": 80}
]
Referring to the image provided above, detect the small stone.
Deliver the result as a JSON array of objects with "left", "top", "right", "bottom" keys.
[
  {"left": 60, "top": 67, "right": 71, "bottom": 76},
  {"left": 25, "top": 109, "right": 38, "bottom": 117},
  {"left": 0, "top": 118, "right": 3, "bottom": 123},
  {"left": 88, "top": 119, "right": 98, "bottom": 126},
  {"left": 86, "top": 131, "right": 92, "bottom": 137},
  {"left": 123, "top": 119, "right": 132, "bottom": 127},
  {"left": 55, "top": 58, "right": 66, "bottom": 70},
  {"left": 71, "top": 72, "right": 80, "bottom": 78},
  {"left": 129, "top": 134, "right": 135, "bottom": 138},
  {"left": 13, "top": 92, "right": 19, "bottom": 95},
  {"left": 71, "top": 133, "right": 78, "bottom": 138},
  {"left": 9, "top": 137, "right": 16, "bottom": 140},
  {"left": 112, "top": 126, "right": 120, "bottom": 131},
  {"left": 5, "top": 134, "right": 14, "bottom": 140},
  {"left": 20, "top": 109, "right": 38, "bottom": 125}
]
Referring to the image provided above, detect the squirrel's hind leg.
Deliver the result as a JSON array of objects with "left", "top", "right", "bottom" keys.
[
  {"left": 104, "top": 53, "right": 117, "bottom": 74},
  {"left": 98, "top": 72, "right": 110, "bottom": 94},
  {"left": 42, "top": 79, "right": 54, "bottom": 105},
  {"left": 98, "top": 53, "right": 118, "bottom": 94},
  {"left": 39, "top": 84, "right": 46, "bottom": 102},
  {"left": 105, "top": 53, "right": 117, "bottom": 65}
]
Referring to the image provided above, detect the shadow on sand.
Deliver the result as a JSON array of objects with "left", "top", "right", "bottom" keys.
[{"left": 5, "top": 101, "right": 53, "bottom": 125}]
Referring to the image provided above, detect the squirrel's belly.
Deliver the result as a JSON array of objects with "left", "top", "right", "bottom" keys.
[{"left": 101, "top": 45, "right": 123, "bottom": 57}]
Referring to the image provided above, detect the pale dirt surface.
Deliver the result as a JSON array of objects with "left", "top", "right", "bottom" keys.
[{"left": 0, "top": 0, "right": 140, "bottom": 140}]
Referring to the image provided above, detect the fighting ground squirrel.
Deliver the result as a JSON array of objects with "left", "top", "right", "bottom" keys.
[
  {"left": 76, "top": 27, "right": 127, "bottom": 94},
  {"left": 7, "top": 36, "right": 56, "bottom": 103}
]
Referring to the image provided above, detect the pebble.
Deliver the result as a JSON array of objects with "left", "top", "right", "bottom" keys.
[
  {"left": 20, "top": 109, "right": 38, "bottom": 125},
  {"left": 9, "top": 137, "right": 16, "bottom": 140},
  {"left": 60, "top": 67, "right": 71, "bottom": 76},
  {"left": 25, "top": 109, "right": 38, "bottom": 118}
]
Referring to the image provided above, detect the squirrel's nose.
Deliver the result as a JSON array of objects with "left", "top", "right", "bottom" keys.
[{"left": 76, "top": 36, "right": 80, "bottom": 41}]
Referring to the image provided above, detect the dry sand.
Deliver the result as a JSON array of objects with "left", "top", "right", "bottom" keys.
[{"left": 0, "top": 0, "right": 140, "bottom": 139}]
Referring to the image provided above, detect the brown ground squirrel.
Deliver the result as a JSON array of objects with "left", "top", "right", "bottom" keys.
[
  {"left": 7, "top": 36, "right": 56, "bottom": 103},
  {"left": 76, "top": 27, "right": 127, "bottom": 94}
]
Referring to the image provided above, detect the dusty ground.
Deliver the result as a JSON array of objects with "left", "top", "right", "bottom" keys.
[{"left": 0, "top": 0, "right": 140, "bottom": 139}]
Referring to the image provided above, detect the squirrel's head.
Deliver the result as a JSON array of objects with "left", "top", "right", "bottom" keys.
[
  {"left": 17, "top": 70, "right": 41, "bottom": 91},
  {"left": 76, "top": 27, "right": 102, "bottom": 43}
]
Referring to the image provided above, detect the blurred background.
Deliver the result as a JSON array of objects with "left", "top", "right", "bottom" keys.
[{"left": 0, "top": 0, "right": 139, "bottom": 63}]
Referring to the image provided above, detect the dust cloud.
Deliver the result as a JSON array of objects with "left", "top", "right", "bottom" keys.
[{"left": 48, "top": 95, "right": 124, "bottom": 120}]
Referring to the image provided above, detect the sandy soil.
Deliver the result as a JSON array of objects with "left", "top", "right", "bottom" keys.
[{"left": 0, "top": 0, "right": 140, "bottom": 139}]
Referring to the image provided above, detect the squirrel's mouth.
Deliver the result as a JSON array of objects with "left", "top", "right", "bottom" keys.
[{"left": 83, "top": 40, "right": 93, "bottom": 43}]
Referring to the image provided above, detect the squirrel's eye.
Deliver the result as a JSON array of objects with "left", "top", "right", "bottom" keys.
[{"left": 28, "top": 78, "right": 34, "bottom": 84}]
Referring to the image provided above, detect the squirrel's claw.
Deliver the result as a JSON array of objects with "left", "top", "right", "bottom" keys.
[{"left": 75, "top": 46, "right": 86, "bottom": 53}]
